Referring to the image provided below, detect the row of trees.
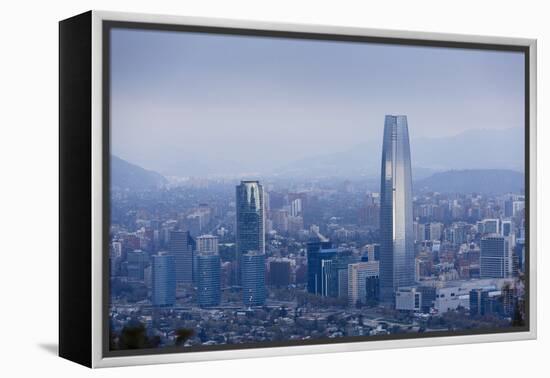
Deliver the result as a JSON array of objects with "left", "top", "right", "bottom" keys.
[{"left": 110, "top": 321, "right": 194, "bottom": 350}]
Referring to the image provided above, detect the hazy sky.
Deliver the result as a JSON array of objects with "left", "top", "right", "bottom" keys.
[{"left": 110, "top": 28, "right": 525, "bottom": 175}]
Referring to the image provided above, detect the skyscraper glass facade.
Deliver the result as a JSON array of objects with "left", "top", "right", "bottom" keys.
[
  {"left": 480, "top": 235, "right": 507, "bottom": 278},
  {"left": 236, "top": 181, "right": 265, "bottom": 284},
  {"left": 241, "top": 251, "right": 266, "bottom": 306},
  {"left": 152, "top": 252, "right": 176, "bottom": 307},
  {"left": 306, "top": 239, "right": 336, "bottom": 296},
  {"left": 379, "top": 115, "right": 415, "bottom": 303},
  {"left": 126, "top": 249, "right": 148, "bottom": 282},
  {"left": 169, "top": 230, "right": 195, "bottom": 284},
  {"left": 197, "top": 251, "right": 221, "bottom": 307}
]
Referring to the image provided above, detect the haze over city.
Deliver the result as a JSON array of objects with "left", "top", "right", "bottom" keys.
[
  {"left": 107, "top": 28, "right": 527, "bottom": 352},
  {"left": 110, "top": 28, "right": 525, "bottom": 177}
]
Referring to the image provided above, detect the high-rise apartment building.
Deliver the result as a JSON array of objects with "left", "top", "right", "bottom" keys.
[
  {"left": 196, "top": 234, "right": 219, "bottom": 253},
  {"left": 480, "top": 235, "right": 508, "bottom": 278}
]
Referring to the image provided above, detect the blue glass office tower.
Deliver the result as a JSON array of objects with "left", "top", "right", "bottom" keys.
[
  {"left": 126, "top": 249, "right": 148, "bottom": 282},
  {"left": 241, "top": 250, "right": 266, "bottom": 306},
  {"left": 151, "top": 252, "right": 176, "bottom": 307},
  {"left": 236, "top": 181, "right": 265, "bottom": 285},
  {"left": 197, "top": 251, "right": 221, "bottom": 307},
  {"left": 379, "top": 115, "right": 415, "bottom": 304},
  {"left": 306, "top": 238, "right": 352, "bottom": 297},
  {"left": 169, "top": 230, "right": 195, "bottom": 284},
  {"left": 470, "top": 288, "right": 491, "bottom": 316},
  {"left": 306, "top": 239, "right": 336, "bottom": 295}
]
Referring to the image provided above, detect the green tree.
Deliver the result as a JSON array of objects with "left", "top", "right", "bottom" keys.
[
  {"left": 175, "top": 328, "right": 195, "bottom": 346},
  {"left": 117, "top": 324, "right": 149, "bottom": 349}
]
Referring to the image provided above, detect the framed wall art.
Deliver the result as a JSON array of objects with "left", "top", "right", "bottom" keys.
[{"left": 59, "top": 10, "right": 537, "bottom": 368}]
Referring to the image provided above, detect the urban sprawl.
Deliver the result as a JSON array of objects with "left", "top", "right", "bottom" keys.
[{"left": 109, "top": 116, "right": 526, "bottom": 350}]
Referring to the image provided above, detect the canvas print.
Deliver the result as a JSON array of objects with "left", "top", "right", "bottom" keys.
[{"left": 106, "top": 26, "right": 527, "bottom": 354}]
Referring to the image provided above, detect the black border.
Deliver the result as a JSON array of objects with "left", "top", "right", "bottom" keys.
[
  {"left": 102, "top": 20, "right": 531, "bottom": 359},
  {"left": 59, "top": 11, "right": 93, "bottom": 367}
]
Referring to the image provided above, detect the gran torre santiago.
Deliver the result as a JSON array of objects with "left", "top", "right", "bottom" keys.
[{"left": 379, "top": 115, "right": 416, "bottom": 304}]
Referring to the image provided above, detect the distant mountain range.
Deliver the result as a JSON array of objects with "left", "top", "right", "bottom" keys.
[
  {"left": 414, "top": 169, "right": 524, "bottom": 194},
  {"left": 273, "top": 144, "right": 439, "bottom": 180},
  {"left": 111, "top": 155, "right": 167, "bottom": 190},
  {"left": 411, "top": 127, "right": 524, "bottom": 172},
  {"left": 111, "top": 155, "right": 524, "bottom": 195},
  {"left": 126, "top": 127, "right": 524, "bottom": 179},
  {"left": 273, "top": 127, "right": 524, "bottom": 179}
]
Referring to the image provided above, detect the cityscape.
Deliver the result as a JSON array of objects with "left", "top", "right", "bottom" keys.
[
  {"left": 107, "top": 27, "right": 526, "bottom": 352},
  {"left": 108, "top": 115, "right": 526, "bottom": 351}
]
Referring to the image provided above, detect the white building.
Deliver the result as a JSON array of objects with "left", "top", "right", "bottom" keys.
[
  {"left": 434, "top": 286, "right": 471, "bottom": 313},
  {"left": 395, "top": 287, "right": 422, "bottom": 311},
  {"left": 348, "top": 261, "right": 379, "bottom": 306},
  {"left": 421, "top": 278, "right": 513, "bottom": 314}
]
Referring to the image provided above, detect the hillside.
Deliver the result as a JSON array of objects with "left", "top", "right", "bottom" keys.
[
  {"left": 414, "top": 169, "right": 525, "bottom": 194},
  {"left": 111, "top": 155, "right": 167, "bottom": 190}
]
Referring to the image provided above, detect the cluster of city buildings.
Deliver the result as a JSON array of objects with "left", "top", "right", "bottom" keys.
[{"left": 109, "top": 115, "right": 526, "bottom": 348}]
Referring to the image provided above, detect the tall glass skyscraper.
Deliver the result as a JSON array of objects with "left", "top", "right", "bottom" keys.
[
  {"left": 196, "top": 234, "right": 221, "bottom": 307},
  {"left": 379, "top": 115, "right": 415, "bottom": 304},
  {"left": 241, "top": 250, "right": 266, "bottom": 306},
  {"left": 197, "top": 251, "right": 221, "bottom": 307},
  {"left": 169, "top": 230, "right": 195, "bottom": 284},
  {"left": 235, "top": 181, "right": 265, "bottom": 285},
  {"left": 151, "top": 252, "right": 176, "bottom": 307}
]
